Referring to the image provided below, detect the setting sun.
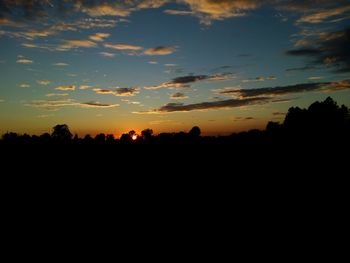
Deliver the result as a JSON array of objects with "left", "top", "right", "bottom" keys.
[{"left": 132, "top": 135, "right": 138, "bottom": 141}]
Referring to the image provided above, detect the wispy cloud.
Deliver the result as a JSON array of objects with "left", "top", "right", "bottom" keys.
[
  {"left": 104, "top": 43, "right": 143, "bottom": 50},
  {"left": 286, "top": 27, "right": 350, "bottom": 72},
  {"left": 217, "top": 79, "right": 350, "bottom": 97},
  {"left": 78, "top": 2, "right": 131, "bottom": 17},
  {"left": 168, "top": 0, "right": 260, "bottom": 25},
  {"left": 61, "top": 39, "right": 97, "bottom": 49},
  {"left": 89, "top": 32, "right": 110, "bottom": 42},
  {"left": 144, "top": 46, "right": 176, "bottom": 55},
  {"left": 297, "top": 4, "right": 350, "bottom": 24},
  {"left": 136, "top": 97, "right": 269, "bottom": 114},
  {"left": 53, "top": 62, "right": 69, "bottom": 66},
  {"left": 99, "top": 52, "right": 116, "bottom": 58},
  {"left": 26, "top": 99, "right": 118, "bottom": 109},
  {"left": 145, "top": 73, "right": 235, "bottom": 89},
  {"left": 148, "top": 61, "right": 158, "bottom": 64},
  {"left": 241, "top": 76, "right": 276, "bottom": 83},
  {"left": 93, "top": 87, "right": 140, "bottom": 96},
  {"left": 170, "top": 92, "right": 189, "bottom": 99},
  {"left": 55, "top": 85, "right": 75, "bottom": 91},
  {"left": 19, "top": 83, "right": 30, "bottom": 88},
  {"left": 80, "top": 102, "right": 119, "bottom": 108},
  {"left": 16, "top": 59, "right": 33, "bottom": 64},
  {"left": 79, "top": 85, "right": 91, "bottom": 90},
  {"left": 45, "top": 93, "right": 69, "bottom": 97},
  {"left": 37, "top": 80, "right": 51, "bottom": 85}
]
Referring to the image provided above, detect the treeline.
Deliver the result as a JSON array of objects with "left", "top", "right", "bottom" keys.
[{"left": 1, "top": 97, "right": 349, "bottom": 146}]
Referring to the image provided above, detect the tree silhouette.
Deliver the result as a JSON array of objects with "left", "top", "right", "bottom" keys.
[
  {"left": 141, "top": 128, "right": 153, "bottom": 140},
  {"left": 51, "top": 124, "right": 73, "bottom": 140},
  {"left": 95, "top": 133, "right": 106, "bottom": 143},
  {"left": 189, "top": 126, "right": 201, "bottom": 138}
]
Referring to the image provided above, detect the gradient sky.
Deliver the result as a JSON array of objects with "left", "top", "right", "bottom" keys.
[{"left": 1, "top": 0, "right": 350, "bottom": 136}]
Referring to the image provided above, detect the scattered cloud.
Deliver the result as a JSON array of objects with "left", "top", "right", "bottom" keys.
[
  {"left": 61, "top": 39, "right": 97, "bottom": 49},
  {"left": 286, "top": 27, "right": 350, "bottom": 72},
  {"left": 233, "top": 116, "right": 255, "bottom": 121},
  {"left": 121, "top": 99, "right": 141, "bottom": 105},
  {"left": 45, "top": 93, "right": 69, "bottom": 97},
  {"left": 93, "top": 87, "right": 140, "bottom": 96},
  {"left": 89, "top": 32, "right": 110, "bottom": 42},
  {"left": 297, "top": 4, "right": 350, "bottom": 24},
  {"left": 16, "top": 59, "right": 33, "bottom": 64},
  {"left": 145, "top": 73, "right": 235, "bottom": 89},
  {"left": 19, "top": 83, "right": 30, "bottom": 88},
  {"left": 55, "top": 85, "right": 75, "bottom": 91},
  {"left": 79, "top": 85, "right": 91, "bottom": 90},
  {"left": 78, "top": 2, "right": 131, "bottom": 17},
  {"left": 165, "top": 63, "right": 177, "bottom": 67},
  {"left": 144, "top": 46, "right": 176, "bottom": 55},
  {"left": 53, "top": 62, "right": 69, "bottom": 66},
  {"left": 26, "top": 99, "right": 118, "bottom": 109},
  {"left": 218, "top": 79, "right": 350, "bottom": 97},
  {"left": 104, "top": 43, "right": 143, "bottom": 50},
  {"left": 169, "top": 0, "right": 260, "bottom": 25},
  {"left": 241, "top": 76, "right": 276, "bottom": 83},
  {"left": 308, "top": 76, "right": 324, "bottom": 80},
  {"left": 80, "top": 102, "right": 119, "bottom": 108},
  {"left": 170, "top": 92, "right": 189, "bottom": 99},
  {"left": 148, "top": 61, "right": 158, "bottom": 64},
  {"left": 99, "top": 52, "right": 116, "bottom": 58},
  {"left": 37, "top": 80, "right": 51, "bottom": 85},
  {"left": 137, "top": 97, "right": 269, "bottom": 114}
]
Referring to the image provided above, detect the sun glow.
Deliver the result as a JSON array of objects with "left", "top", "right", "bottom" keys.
[{"left": 132, "top": 134, "right": 138, "bottom": 140}]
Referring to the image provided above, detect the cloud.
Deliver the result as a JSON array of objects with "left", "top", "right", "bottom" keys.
[
  {"left": 169, "top": 0, "right": 260, "bottom": 25},
  {"left": 164, "top": 9, "right": 193, "bottom": 15},
  {"left": 26, "top": 99, "right": 79, "bottom": 108},
  {"left": 19, "top": 83, "right": 30, "bottom": 88},
  {"left": 217, "top": 79, "right": 350, "bottom": 97},
  {"left": 80, "top": 102, "right": 119, "bottom": 108},
  {"left": 53, "top": 62, "right": 69, "bottom": 66},
  {"left": 99, "top": 52, "right": 116, "bottom": 58},
  {"left": 89, "top": 33, "right": 110, "bottom": 42},
  {"left": 55, "top": 85, "right": 75, "bottom": 91},
  {"left": 45, "top": 93, "right": 69, "bottom": 97},
  {"left": 104, "top": 43, "right": 143, "bottom": 50},
  {"left": 144, "top": 46, "right": 176, "bottom": 55},
  {"left": 170, "top": 92, "right": 189, "bottom": 99},
  {"left": 26, "top": 99, "right": 118, "bottom": 109},
  {"left": 16, "top": 59, "right": 33, "bottom": 64},
  {"left": 37, "top": 80, "right": 51, "bottom": 85},
  {"left": 93, "top": 87, "right": 140, "bottom": 96},
  {"left": 79, "top": 85, "right": 91, "bottom": 90},
  {"left": 148, "top": 61, "right": 158, "bottom": 64},
  {"left": 121, "top": 99, "right": 141, "bottom": 105},
  {"left": 308, "top": 76, "right": 324, "bottom": 80},
  {"left": 0, "top": 99, "right": 4, "bottom": 103},
  {"left": 145, "top": 73, "right": 235, "bottom": 89},
  {"left": 241, "top": 76, "right": 276, "bottom": 83},
  {"left": 77, "top": 2, "right": 131, "bottom": 17},
  {"left": 137, "top": 97, "right": 269, "bottom": 113},
  {"left": 286, "top": 27, "right": 350, "bottom": 72},
  {"left": 61, "top": 39, "right": 97, "bottom": 49},
  {"left": 297, "top": 4, "right": 350, "bottom": 24}
]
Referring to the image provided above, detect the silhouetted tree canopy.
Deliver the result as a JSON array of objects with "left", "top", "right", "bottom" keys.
[
  {"left": 141, "top": 129, "right": 153, "bottom": 140},
  {"left": 51, "top": 124, "right": 73, "bottom": 140},
  {"left": 189, "top": 126, "right": 201, "bottom": 137}
]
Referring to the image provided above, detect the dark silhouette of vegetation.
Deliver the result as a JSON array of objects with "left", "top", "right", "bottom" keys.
[
  {"left": 1, "top": 97, "right": 349, "bottom": 167},
  {"left": 51, "top": 124, "right": 73, "bottom": 140}
]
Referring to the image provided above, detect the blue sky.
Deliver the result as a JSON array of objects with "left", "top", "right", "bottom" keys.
[{"left": 0, "top": 0, "right": 350, "bottom": 136}]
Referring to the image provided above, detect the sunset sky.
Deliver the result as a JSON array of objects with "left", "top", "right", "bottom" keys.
[{"left": 1, "top": 0, "right": 349, "bottom": 136}]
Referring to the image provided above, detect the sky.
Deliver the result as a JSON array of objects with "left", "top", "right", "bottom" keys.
[{"left": 0, "top": 0, "right": 350, "bottom": 137}]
